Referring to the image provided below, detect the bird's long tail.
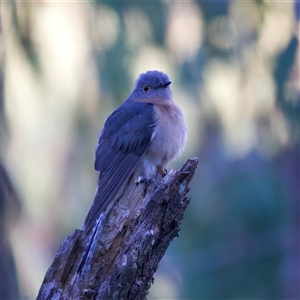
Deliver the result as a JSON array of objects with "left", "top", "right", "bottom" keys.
[{"left": 77, "top": 209, "right": 106, "bottom": 274}]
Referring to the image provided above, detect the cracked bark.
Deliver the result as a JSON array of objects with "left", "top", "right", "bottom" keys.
[{"left": 37, "top": 157, "right": 198, "bottom": 300}]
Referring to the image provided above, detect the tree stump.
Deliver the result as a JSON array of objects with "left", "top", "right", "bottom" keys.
[{"left": 37, "top": 157, "right": 198, "bottom": 300}]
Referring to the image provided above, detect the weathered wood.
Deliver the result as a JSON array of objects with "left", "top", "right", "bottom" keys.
[{"left": 37, "top": 157, "right": 198, "bottom": 300}]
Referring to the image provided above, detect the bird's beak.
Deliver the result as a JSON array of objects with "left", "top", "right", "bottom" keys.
[{"left": 161, "top": 81, "right": 171, "bottom": 88}]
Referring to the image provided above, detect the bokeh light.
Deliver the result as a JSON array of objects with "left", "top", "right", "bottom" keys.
[{"left": 1, "top": 1, "right": 299, "bottom": 299}]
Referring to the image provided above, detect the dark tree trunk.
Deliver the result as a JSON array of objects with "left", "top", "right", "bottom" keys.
[{"left": 37, "top": 157, "right": 198, "bottom": 300}]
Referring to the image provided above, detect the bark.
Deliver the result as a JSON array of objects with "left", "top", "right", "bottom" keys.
[{"left": 37, "top": 157, "right": 198, "bottom": 300}]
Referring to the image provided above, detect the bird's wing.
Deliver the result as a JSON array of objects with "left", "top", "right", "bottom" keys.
[{"left": 83, "top": 100, "right": 158, "bottom": 230}]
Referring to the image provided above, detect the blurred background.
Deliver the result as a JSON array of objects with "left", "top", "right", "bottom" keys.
[{"left": 1, "top": 1, "right": 299, "bottom": 299}]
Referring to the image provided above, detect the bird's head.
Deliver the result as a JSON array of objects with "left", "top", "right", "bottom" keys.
[{"left": 130, "top": 70, "right": 173, "bottom": 103}]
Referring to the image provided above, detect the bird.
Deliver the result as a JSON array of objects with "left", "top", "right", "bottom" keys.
[{"left": 82, "top": 70, "right": 187, "bottom": 232}]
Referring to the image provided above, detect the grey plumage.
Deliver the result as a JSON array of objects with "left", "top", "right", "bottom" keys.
[{"left": 83, "top": 70, "right": 187, "bottom": 231}]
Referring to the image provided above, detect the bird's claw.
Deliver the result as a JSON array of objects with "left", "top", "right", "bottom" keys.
[
  {"left": 157, "top": 165, "right": 167, "bottom": 177},
  {"left": 135, "top": 176, "right": 143, "bottom": 185},
  {"left": 135, "top": 176, "right": 152, "bottom": 186}
]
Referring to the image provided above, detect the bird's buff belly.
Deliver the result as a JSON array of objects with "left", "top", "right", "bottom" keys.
[{"left": 136, "top": 121, "right": 185, "bottom": 182}]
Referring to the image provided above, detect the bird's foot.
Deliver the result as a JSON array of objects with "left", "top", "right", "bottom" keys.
[
  {"left": 135, "top": 176, "right": 153, "bottom": 186},
  {"left": 157, "top": 165, "right": 167, "bottom": 177},
  {"left": 135, "top": 176, "right": 144, "bottom": 185}
]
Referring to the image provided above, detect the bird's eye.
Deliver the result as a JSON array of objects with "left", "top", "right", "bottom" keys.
[{"left": 143, "top": 84, "right": 150, "bottom": 92}]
